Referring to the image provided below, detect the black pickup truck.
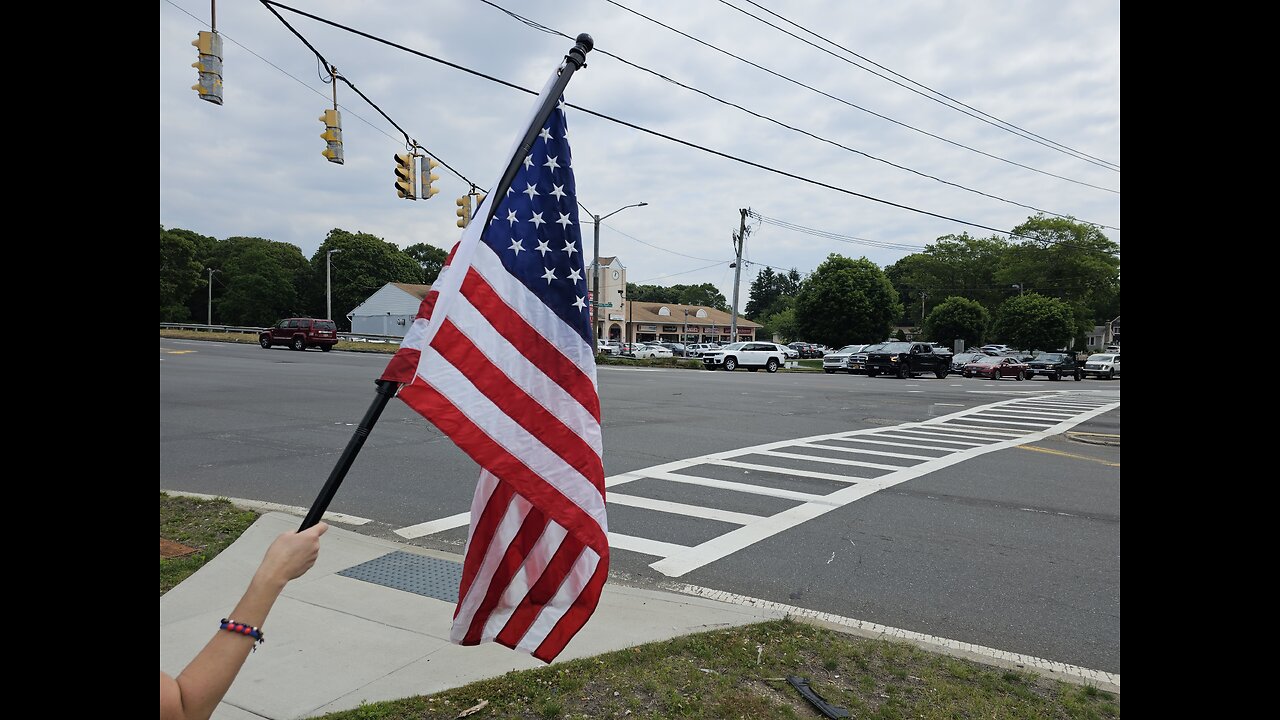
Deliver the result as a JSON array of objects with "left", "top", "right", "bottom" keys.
[
  {"left": 866, "top": 342, "right": 951, "bottom": 379},
  {"left": 1025, "top": 352, "right": 1082, "bottom": 381}
]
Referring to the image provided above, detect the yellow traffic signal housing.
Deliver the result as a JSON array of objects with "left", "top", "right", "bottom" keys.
[
  {"left": 191, "top": 31, "right": 224, "bottom": 105},
  {"left": 421, "top": 158, "right": 441, "bottom": 199},
  {"left": 456, "top": 195, "right": 473, "bottom": 227},
  {"left": 319, "top": 109, "right": 344, "bottom": 165},
  {"left": 394, "top": 153, "right": 417, "bottom": 200}
]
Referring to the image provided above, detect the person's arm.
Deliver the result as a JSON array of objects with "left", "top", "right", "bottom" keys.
[{"left": 160, "top": 523, "right": 327, "bottom": 720}]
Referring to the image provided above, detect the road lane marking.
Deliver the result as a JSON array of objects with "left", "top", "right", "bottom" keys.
[
  {"left": 607, "top": 493, "right": 763, "bottom": 524},
  {"left": 393, "top": 393, "right": 1121, "bottom": 577},
  {"left": 797, "top": 442, "right": 936, "bottom": 461},
  {"left": 1017, "top": 445, "right": 1120, "bottom": 467}
]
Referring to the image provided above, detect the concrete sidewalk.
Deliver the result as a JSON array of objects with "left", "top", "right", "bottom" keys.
[{"left": 159, "top": 513, "right": 783, "bottom": 719}]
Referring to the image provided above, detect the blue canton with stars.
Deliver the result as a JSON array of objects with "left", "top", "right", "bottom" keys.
[{"left": 480, "top": 98, "right": 590, "bottom": 344}]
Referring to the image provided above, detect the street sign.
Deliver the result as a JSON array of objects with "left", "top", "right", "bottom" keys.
[{"left": 594, "top": 302, "right": 614, "bottom": 308}]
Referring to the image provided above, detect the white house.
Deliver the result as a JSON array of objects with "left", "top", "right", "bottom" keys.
[{"left": 347, "top": 282, "right": 429, "bottom": 337}]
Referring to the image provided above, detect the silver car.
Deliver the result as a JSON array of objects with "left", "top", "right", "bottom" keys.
[{"left": 822, "top": 344, "right": 866, "bottom": 374}]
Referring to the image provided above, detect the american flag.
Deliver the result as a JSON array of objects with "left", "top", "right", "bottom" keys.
[{"left": 381, "top": 77, "right": 607, "bottom": 662}]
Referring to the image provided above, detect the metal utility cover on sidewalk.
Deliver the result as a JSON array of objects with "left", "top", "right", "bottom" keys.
[{"left": 338, "top": 551, "right": 462, "bottom": 603}]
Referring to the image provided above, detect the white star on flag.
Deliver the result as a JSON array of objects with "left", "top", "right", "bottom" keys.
[
  {"left": 573, "top": 295, "right": 586, "bottom": 310},
  {"left": 551, "top": 184, "right": 566, "bottom": 200},
  {"left": 530, "top": 212, "right": 546, "bottom": 228},
  {"left": 543, "top": 156, "right": 560, "bottom": 172},
  {"left": 539, "top": 127, "right": 553, "bottom": 142},
  {"left": 568, "top": 268, "right": 582, "bottom": 282},
  {"left": 557, "top": 213, "right": 573, "bottom": 228},
  {"left": 506, "top": 209, "right": 519, "bottom": 226},
  {"left": 535, "top": 238, "right": 552, "bottom": 256},
  {"left": 523, "top": 183, "right": 540, "bottom": 199},
  {"left": 508, "top": 238, "right": 524, "bottom": 255},
  {"left": 561, "top": 240, "right": 578, "bottom": 256},
  {"left": 523, "top": 155, "right": 534, "bottom": 170},
  {"left": 541, "top": 267, "right": 557, "bottom": 283}
]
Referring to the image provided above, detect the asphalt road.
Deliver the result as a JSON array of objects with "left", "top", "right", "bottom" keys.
[{"left": 160, "top": 339, "right": 1120, "bottom": 673}]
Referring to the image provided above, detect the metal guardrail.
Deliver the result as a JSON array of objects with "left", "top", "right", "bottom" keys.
[{"left": 159, "top": 323, "right": 403, "bottom": 344}]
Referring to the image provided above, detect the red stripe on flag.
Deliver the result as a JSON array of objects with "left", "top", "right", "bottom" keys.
[
  {"left": 380, "top": 347, "right": 420, "bottom": 384},
  {"left": 453, "top": 480, "right": 517, "bottom": 615},
  {"left": 460, "top": 269, "right": 600, "bottom": 423},
  {"left": 532, "top": 558, "right": 609, "bottom": 662},
  {"left": 493, "top": 532, "right": 585, "bottom": 649},
  {"left": 430, "top": 320, "right": 604, "bottom": 488},
  {"left": 396, "top": 379, "right": 608, "bottom": 555},
  {"left": 459, "top": 507, "right": 549, "bottom": 645}
]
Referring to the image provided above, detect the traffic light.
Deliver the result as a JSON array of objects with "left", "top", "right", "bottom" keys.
[
  {"left": 191, "top": 31, "right": 224, "bottom": 105},
  {"left": 319, "top": 109, "right": 344, "bottom": 165},
  {"left": 421, "top": 158, "right": 441, "bottom": 199},
  {"left": 456, "top": 194, "right": 473, "bottom": 227},
  {"left": 394, "top": 153, "right": 416, "bottom": 200}
]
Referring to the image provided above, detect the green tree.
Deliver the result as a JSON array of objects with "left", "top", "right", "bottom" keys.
[
  {"left": 624, "top": 282, "right": 728, "bottom": 310},
  {"left": 215, "top": 237, "right": 310, "bottom": 326},
  {"left": 310, "top": 229, "right": 422, "bottom": 327},
  {"left": 886, "top": 233, "right": 1009, "bottom": 323},
  {"left": 756, "top": 294, "right": 796, "bottom": 340},
  {"left": 922, "top": 296, "right": 990, "bottom": 348},
  {"left": 160, "top": 225, "right": 208, "bottom": 322},
  {"left": 745, "top": 266, "right": 802, "bottom": 319},
  {"left": 403, "top": 242, "right": 449, "bottom": 285},
  {"left": 992, "top": 293, "right": 1075, "bottom": 351},
  {"left": 794, "top": 255, "right": 902, "bottom": 347},
  {"left": 998, "top": 215, "right": 1120, "bottom": 337}
]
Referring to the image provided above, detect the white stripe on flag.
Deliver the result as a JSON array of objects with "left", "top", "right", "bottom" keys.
[
  {"left": 447, "top": 294, "right": 602, "bottom": 455},
  {"left": 470, "top": 243, "right": 597, "bottom": 377},
  {"left": 515, "top": 546, "right": 601, "bottom": 654},
  {"left": 481, "top": 519, "right": 570, "bottom": 643},
  {"left": 421, "top": 349, "right": 608, "bottom": 528},
  {"left": 451, "top": 491, "right": 533, "bottom": 643}
]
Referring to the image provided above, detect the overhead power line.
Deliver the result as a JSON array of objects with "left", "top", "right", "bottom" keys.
[
  {"left": 717, "top": 0, "right": 1120, "bottom": 172},
  {"left": 255, "top": 0, "right": 479, "bottom": 187},
  {"left": 480, "top": 0, "right": 1117, "bottom": 230},
  {"left": 598, "top": 0, "right": 1117, "bottom": 194},
  {"left": 257, "top": 1, "right": 1113, "bottom": 241}
]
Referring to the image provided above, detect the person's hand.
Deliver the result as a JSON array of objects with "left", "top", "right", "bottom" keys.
[{"left": 256, "top": 523, "right": 328, "bottom": 588}]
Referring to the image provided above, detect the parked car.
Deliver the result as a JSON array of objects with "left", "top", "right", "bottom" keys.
[
  {"left": 980, "top": 344, "right": 1012, "bottom": 354},
  {"left": 633, "top": 343, "right": 673, "bottom": 359},
  {"left": 1026, "top": 352, "right": 1082, "bottom": 381},
  {"left": 685, "top": 343, "right": 716, "bottom": 357},
  {"left": 654, "top": 342, "right": 687, "bottom": 357},
  {"left": 949, "top": 352, "right": 987, "bottom": 374},
  {"left": 822, "top": 344, "right": 866, "bottom": 374},
  {"left": 597, "top": 339, "right": 620, "bottom": 355},
  {"left": 1082, "top": 353, "right": 1121, "bottom": 379},
  {"left": 702, "top": 341, "right": 786, "bottom": 373},
  {"left": 962, "top": 355, "right": 1029, "bottom": 380},
  {"left": 259, "top": 317, "right": 339, "bottom": 352},
  {"left": 866, "top": 342, "right": 951, "bottom": 379},
  {"left": 849, "top": 342, "right": 887, "bottom": 374},
  {"left": 787, "top": 342, "right": 822, "bottom": 359}
]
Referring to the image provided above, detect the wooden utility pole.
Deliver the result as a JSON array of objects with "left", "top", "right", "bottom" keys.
[{"left": 730, "top": 208, "right": 748, "bottom": 342}]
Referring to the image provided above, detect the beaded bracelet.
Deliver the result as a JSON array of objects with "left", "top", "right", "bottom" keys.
[{"left": 220, "top": 618, "right": 265, "bottom": 650}]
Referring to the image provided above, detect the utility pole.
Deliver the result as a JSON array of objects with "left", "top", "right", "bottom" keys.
[
  {"left": 730, "top": 208, "right": 748, "bottom": 342},
  {"left": 921, "top": 291, "right": 928, "bottom": 326},
  {"left": 327, "top": 249, "right": 344, "bottom": 320},
  {"left": 206, "top": 268, "right": 218, "bottom": 325}
]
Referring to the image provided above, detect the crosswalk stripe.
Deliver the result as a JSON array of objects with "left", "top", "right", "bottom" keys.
[{"left": 607, "top": 493, "right": 763, "bottom": 525}]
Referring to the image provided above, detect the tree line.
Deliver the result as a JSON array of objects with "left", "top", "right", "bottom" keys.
[
  {"left": 744, "top": 215, "right": 1120, "bottom": 352},
  {"left": 160, "top": 225, "right": 448, "bottom": 328}
]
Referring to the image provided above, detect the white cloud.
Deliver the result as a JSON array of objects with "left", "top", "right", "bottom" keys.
[{"left": 161, "top": 0, "right": 1120, "bottom": 299}]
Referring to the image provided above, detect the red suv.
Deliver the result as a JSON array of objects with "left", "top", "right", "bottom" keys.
[{"left": 259, "top": 318, "right": 339, "bottom": 352}]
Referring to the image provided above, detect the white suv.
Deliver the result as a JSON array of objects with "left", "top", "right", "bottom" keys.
[{"left": 702, "top": 342, "right": 786, "bottom": 373}]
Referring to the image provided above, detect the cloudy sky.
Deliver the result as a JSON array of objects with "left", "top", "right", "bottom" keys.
[{"left": 160, "top": 0, "right": 1120, "bottom": 302}]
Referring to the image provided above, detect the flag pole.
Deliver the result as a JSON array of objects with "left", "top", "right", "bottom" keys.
[
  {"left": 298, "top": 33, "right": 595, "bottom": 532},
  {"left": 475, "top": 33, "right": 593, "bottom": 231}
]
